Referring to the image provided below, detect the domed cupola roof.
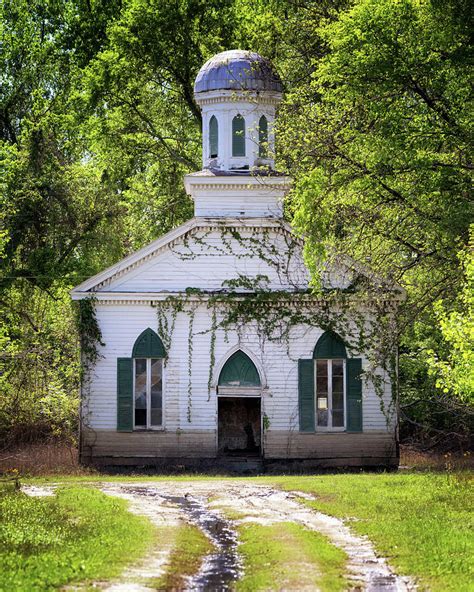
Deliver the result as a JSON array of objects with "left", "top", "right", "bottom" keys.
[{"left": 194, "top": 50, "right": 283, "bottom": 94}]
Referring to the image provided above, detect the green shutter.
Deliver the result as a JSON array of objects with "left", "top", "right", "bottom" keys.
[
  {"left": 298, "top": 359, "right": 315, "bottom": 432},
  {"left": 347, "top": 358, "right": 363, "bottom": 432},
  {"left": 232, "top": 115, "right": 246, "bottom": 157},
  {"left": 209, "top": 115, "right": 218, "bottom": 157},
  {"left": 117, "top": 357, "right": 133, "bottom": 432}
]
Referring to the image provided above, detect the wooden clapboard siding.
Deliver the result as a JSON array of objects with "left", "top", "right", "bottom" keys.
[
  {"left": 263, "top": 431, "right": 397, "bottom": 461},
  {"left": 81, "top": 428, "right": 216, "bottom": 458},
  {"left": 84, "top": 302, "right": 396, "bottom": 437},
  {"left": 81, "top": 428, "right": 397, "bottom": 467},
  {"left": 105, "top": 227, "right": 309, "bottom": 293},
  {"left": 193, "top": 193, "right": 283, "bottom": 218}
]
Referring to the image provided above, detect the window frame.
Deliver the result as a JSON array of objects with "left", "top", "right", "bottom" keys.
[
  {"left": 133, "top": 357, "right": 164, "bottom": 430},
  {"left": 232, "top": 114, "right": 246, "bottom": 157},
  {"left": 314, "top": 358, "right": 346, "bottom": 431},
  {"left": 258, "top": 114, "right": 269, "bottom": 158},
  {"left": 209, "top": 114, "right": 218, "bottom": 158}
]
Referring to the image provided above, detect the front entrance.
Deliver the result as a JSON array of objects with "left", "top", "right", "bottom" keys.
[
  {"left": 217, "top": 350, "right": 263, "bottom": 457},
  {"left": 218, "top": 397, "right": 261, "bottom": 456}
]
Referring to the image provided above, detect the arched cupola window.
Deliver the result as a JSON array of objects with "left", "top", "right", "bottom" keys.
[
  {"left": 209, "top": 115, "right": 218, "bottom": 158},
  {"left": 232, "top": 114, "right": 246, "bottom": 157},
  {"left": 117, "top": 328, "right": 166, "bottom": 431},
  {"left": 258, "top": 115, "right": 268, "bottom": 158},
  {"left": 219, "top": 350, "right": 261, "bottom": 387}
]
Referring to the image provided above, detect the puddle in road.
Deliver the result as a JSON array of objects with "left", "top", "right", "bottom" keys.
[{"left": 124, "top": 487, "right": 241, "bottom": 591}]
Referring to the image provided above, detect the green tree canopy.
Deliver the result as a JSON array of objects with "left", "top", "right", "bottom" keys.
[{"left": 283, "top": 0, "right": 472, "bottom": 307}]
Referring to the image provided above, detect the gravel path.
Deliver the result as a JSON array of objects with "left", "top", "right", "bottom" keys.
[{"left": 22, "top": 481, "right": 417, "bottom": 592}]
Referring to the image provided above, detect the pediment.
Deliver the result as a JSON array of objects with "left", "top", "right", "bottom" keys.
[
  {"left": 71, "top": 217, "right": 309, "bottom": 297},
  {"left": 71, "top": 217, "right": 403, "bottom": 300}
]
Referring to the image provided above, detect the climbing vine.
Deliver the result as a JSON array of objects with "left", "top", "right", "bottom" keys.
[
  {"left": 154, "top": 297, "right": 182, "bottom": 364},
  {"left": 153, "top": 223, "right": 402, "bottom": 425},
  {"left": 207, "top": 304, "right": 217, "bottom": 400},
  {"left": 76, "top": 296, "right": 104, "bottom": 381},
  {"left": 75, "top": 296, "right": 105, "bottom": 432},
  {"left": 186, "top": 304, "right": 197, "bottom": 422}
]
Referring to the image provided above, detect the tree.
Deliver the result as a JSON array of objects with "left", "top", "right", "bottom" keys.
[
  {"left": 76, "top": 0, "right": 240, "bottom": 247},
  {"left": 279, "top": 0, "right": 473, "bottom": 442},
  {"left": 427, "top": 240, "right": 474, "bottom": 405},
  {"left": 0, "top": 0, "right": 122, "bottom": 445}
]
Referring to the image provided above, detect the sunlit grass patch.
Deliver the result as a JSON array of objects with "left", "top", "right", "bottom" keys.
[
  {"left": 268, "top": 472, "right": 473, "bottom": 592},
  {"left": 236, "top": 521, "right": 347, "bottom": 592},
  {"left": 0, "top": 486, "right": 155, "bottom": 590}
]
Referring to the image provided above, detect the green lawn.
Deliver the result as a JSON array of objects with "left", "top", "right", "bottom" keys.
[
  {"left": 265, "top": 472, "right": 473, "bottom": 592},
  {"left": 0, "top": 484, "right": 155, "bottom": 591},
  {"left": 236, "top": 521, "right": 347, "bottom": 592},
  {"left": 15, "top": 470, "right": 474, "bottom": 592}
]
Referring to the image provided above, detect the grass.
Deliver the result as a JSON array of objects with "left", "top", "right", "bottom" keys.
[
  {"left": 236, "top": 521, "right": 347, "bottom": 592},
  {"left": 150, "top": 522, "right": 213, "bottom": 590},
  {"left": 0, "top": 483, "right": 155, "bottom": 591},
  {"left": 9, "top": 453, "right": 473, "bottom": 591},
  {"left": 266, "top": 472, "right": 473, "bottom": 592}
]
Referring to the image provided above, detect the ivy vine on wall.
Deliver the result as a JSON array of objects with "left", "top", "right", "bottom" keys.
[
  {"left": 146, "top": 224, "right": 403, "bottom": 426},
  {"left": 76, "top": 296, "right": 105, "bottom": 433}
]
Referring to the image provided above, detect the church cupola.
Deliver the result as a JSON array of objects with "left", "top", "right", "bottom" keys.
[
  {"left": 184, "top": 50, "right": 290, "bottom": 219},
  {"left": 194, "top": 50, "right": 283, "bottom": 172}
]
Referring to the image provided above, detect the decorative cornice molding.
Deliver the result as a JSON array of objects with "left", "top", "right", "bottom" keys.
[
  {"left": 71, "top": 292, "right": 402, "bottom": 305},
  {"left": 187, "top": 182, "right": 289, "bottom": 192},
  {"left": 184, "top": 173, "right": 291, "bottom": 196},
  {"left": 194, "top": 89, "right": 282, "bottom": 107}
]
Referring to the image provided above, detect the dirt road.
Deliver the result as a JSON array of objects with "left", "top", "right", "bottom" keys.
[{"left": 24, "top": 481, "right": 416, "bottom": 592}]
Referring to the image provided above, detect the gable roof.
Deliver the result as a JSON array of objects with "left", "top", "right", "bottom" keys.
[
  {"left": 71, "top": 216, "right": 404, "bottom": 300},
  {"left": 71, "top": 217, "right": 301, "bottom": 296}
]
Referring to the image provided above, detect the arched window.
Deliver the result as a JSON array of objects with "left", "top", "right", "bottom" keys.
[
  {"left": 232, "top": 114, "right": 246, "bottom": 157},
  {"left": 299, "top": 331, "right": 363, "bottom": 433},
  {"left": 313, "top": 331, "right": 347, "bottom": 429},
  {"left": 219, "top": 350, "right": 261, "bottom": 387},
  {"left": 313, "top": 331, "right": 347, "bottom": 359},
  {"left": 132, "top": 328, "right": 165, "bottom": 429},
  {"left": 258, "top": 115, "right": 268, "bottom": 158},
  {"left": 209, "top": 115, "right": 218, "bottom": 158}
]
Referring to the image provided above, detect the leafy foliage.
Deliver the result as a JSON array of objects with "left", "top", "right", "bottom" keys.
[
  {"left": 283, "top": 0, "right": 472, "bottom": 297},
  {"left": 278, "top": 0, "right": 473, "bottom": 444},
  {"left": 0, "top": 0, "right": 471, "bottom": 448},
  {"left": 426, "top": 241, "right": 474, "bottom": 404}
]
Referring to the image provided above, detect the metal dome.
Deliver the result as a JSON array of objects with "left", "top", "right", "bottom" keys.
[{"left": 194, "top": 50, "right": 283, "bottom": 94}]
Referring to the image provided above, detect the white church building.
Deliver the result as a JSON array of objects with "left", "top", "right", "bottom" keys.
[{"left": 72, "top": 50, "right": 400, "bottom": 470}]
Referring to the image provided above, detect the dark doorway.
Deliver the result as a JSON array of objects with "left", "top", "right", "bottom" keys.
[{"left": 218, "top": 397, "right": 261, "bottom": 457}]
